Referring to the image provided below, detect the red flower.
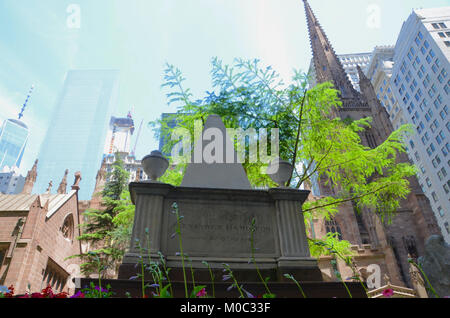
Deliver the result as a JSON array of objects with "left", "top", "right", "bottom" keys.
[
  {"left": 54, "top": 292, "right": 69, "bottom": 298},
  {"left": 5, "top": 285, "right": 15, "bottom": 298},
  {"left": 382, "top": 288, "right": 394, "bottom": 298},
  {"left": 31, "top": 293, "right": 44, "bottom": 298},
  {"left": 196, "top": 288, "right": 207, "bottom": 298},
  {"left": 41, "top": 285, "right": 54, "bottom": 298}
]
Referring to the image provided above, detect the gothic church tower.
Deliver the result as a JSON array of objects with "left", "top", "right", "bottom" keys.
[{"left": 302, "top": 0, "right": 440, "bottom": 287}]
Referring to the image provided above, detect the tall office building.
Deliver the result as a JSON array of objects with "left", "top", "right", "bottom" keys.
[
  {"left": 389, "top": 7, "right": 450, "bottom": 242},
  {"left": 0, "top": 170, "right": 25, "bottom": 194},
  {"left": 0, "top": 119, "right": 29, "bottom": 172},
  {"left": 364, "top": 46, "right": 408, "bottom": 131},
  {"left": 104, "top": 112, "right": 135, "bottom": 155},
  {"left": 34, "top": 70, "right": 119, "bottom": 200},
  {"left": 0, "top": 85, "right": 34, "bottom": 172}
]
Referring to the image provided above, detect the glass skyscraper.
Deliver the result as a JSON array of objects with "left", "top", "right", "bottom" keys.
[
  {"left": 34, "top": 70, "right": 119, "bottom": 199},
  {"left": 0, "top": 119, "right": 29, "bottom": 172}
]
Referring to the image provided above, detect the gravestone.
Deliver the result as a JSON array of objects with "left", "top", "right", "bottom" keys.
[{"left": 118, "top": 114, "right": 321, "bottom": 282}]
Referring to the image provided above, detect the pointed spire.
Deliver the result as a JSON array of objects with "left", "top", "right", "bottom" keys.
[
  {"left": 356, "top": 65, "right": 369, "bottom": 84},
  {"left": 356, "top": 65, "right": 394, "bottom": 140},
  {"left": 18, "top": 84, "right": 34, "bottom": 120},
  {"left": 57, "top": 169, "right": 69, "bottom": 194},
  {"left": 45, "top": 181, "right": 53, "bottom": 194},
  {"left": 21, "top": 159, "right": 38, "bottom": 194},
  {"left": 72, "top": 171, "right": 82, "bottom": 191},
  {"left": 93, "top": 158, "right": 107, "bottom": 195},
  {"left": 303, "top": 0, "right": 361, "bottom": 102}
]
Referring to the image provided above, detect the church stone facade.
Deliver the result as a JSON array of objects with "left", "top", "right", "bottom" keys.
[{"left": 303, "top": 0, "right": 440, "bottom": 288}]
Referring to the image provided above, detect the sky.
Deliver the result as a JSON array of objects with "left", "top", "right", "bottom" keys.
[{"left": 0, "top": 0, "right": 449, "bottom": 176}]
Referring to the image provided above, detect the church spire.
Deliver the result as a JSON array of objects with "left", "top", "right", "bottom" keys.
[
  {"left": 57, "top": 169, "right": 69, "bottom": 194},
  {"left": 303, "top": 0, "right": 361, "bottom": 103},
  {"left": 21, "top": 159, "right": 38, "bottom": 194}
]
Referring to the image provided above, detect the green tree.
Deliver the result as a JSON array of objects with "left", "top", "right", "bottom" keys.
[
  {"left": 151, "top": 57, "right": 416, "bottom": 256},
  {"left": 70, "top": 153, "right": 135, "bottom": 278}
]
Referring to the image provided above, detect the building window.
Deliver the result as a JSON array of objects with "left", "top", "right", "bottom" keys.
[
  {"left": 41, "top": 258, "right": 69, "bottom": 293},
  {"left": 431, "top": 191, "right": 438, "bottom": 202},
  {"left": 445, "top": 222, "right": 450, "bottom": 235},
  {"left": 403, "top": 236, "right": 419, "bottom": 259},
  {"left": 441, "top": 167, "right": 447, "bottom": 177},
  {"left": 439, "top": 23, "right": 447, "bottom": 29},
  {"left": 0, "top": 247, "right": 6, "bottom": 266},
  {"left": 426, "top": 177, "right": 432, "bottom": 188},
  {"left": 445, "top": 41, "right": 450, "bottom": 47},
  {"left": 442, "top": 184, "right": 450, "bottom": 194},
  {"left": 325, "top": 218, "right": 342, "bottom": 240},
  {"left": 442, "top": 144, "right": 449, "bottom": 157},
  {"left": 442, "top": 69, "right": 448, "bottom": 78},
  {"left": 433, "top": 155, "right": 442, "bottom": 168},
  {"left": 437, "top": 206, "right": 444, "bottom": 216},
  {"left": 432, "top": 23, "right": 440, "bottom": 29},
  {"left": 61, "top": 214, "right": 74, "bottom": 241}
]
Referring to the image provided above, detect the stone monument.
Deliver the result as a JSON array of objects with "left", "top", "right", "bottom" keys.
[
  {"left": 118, "top": 114, "right": 322, "bottom": 282},
  {"left": 69, "top": 114, "right": 367, "bottom": 297}
]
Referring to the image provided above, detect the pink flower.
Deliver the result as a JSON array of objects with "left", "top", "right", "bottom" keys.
[
  {"left": 382, "top": 288, "right": 394, "bottom": 298},
  {"left": 196, "top": 288, "right": 207, "bottom": 298}
]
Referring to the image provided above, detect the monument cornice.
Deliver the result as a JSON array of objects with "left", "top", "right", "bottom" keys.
[{"left": 130, "top": 181, "right": 311, "bottom": 205}]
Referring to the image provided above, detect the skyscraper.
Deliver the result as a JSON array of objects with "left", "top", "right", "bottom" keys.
[
  {"left": 34, "top": 70, "right": 119, "bottom": 200},
  {"left": 104, "top": 112, "right": 135, "bottom": 155},
  {"left": 0, "top": 119, "right": 29, "bottom": 172},
  {"left": 389, "top": 7, "right": 450, "bottom": 242},
  {"left": 303, "top": 0, "right": 440, "bottom": 287},
  {"left": 0, "top": 85, "right": 33, "bottom": 172}
]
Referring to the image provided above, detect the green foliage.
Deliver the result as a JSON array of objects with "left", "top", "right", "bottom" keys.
[
  {"left": 308, "top": 232, "right": 353, "bottom": 259},
  {"left": 151, "top": 57, "right": 417, "bottom": 226},
  {"left": 69, "top": 153, "right": 135, "bottom": 277}
]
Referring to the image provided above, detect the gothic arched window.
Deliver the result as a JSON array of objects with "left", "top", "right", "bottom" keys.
[
  {"left": 325, "top": 218, "right": 342, "bottom": 239},
  {"left": 61, "top": 214, "right": 74, "bottom": 241},
  {"left": 402, "top": 236, "right": 418, "bottom": 259},
  {"left": 365, "top": 131, "right": 377, "bottom": 149}
]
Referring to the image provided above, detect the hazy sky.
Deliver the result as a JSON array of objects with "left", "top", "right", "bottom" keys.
[{"left": 1, "top": 0, "right": 449, "bottom": 176}]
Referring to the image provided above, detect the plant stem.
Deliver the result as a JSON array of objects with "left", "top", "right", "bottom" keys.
[
  {"left": 160, "top": 252, "right": 173, "bottom": 297},
  {"left": 223, "top": 264, "right": 245, "bottom": 298},
  {"left": 206, "top": 263, "right": 215, "bottom": 298},
  {"left": 174, "top": 203, "right": 188, "bottom": 298},
  {"left": 250, "top": 218, "right": 272, "bottom": 295},
  {"left": 409, "top": 260, "right": 439, "bottom": 298},
  {"left": 137, "top": 241, "right": 146, "bottom": 298},
  {"left": 284, "top": 274, "right": 307, "bottom": 298}
]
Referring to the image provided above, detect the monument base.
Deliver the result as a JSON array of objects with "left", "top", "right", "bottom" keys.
[
  {"left": 118, "top": 255, "right": 323, "bottom": 283},
  {"left": 74, "top": 277, "right": 367, "bottom": 298}
]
